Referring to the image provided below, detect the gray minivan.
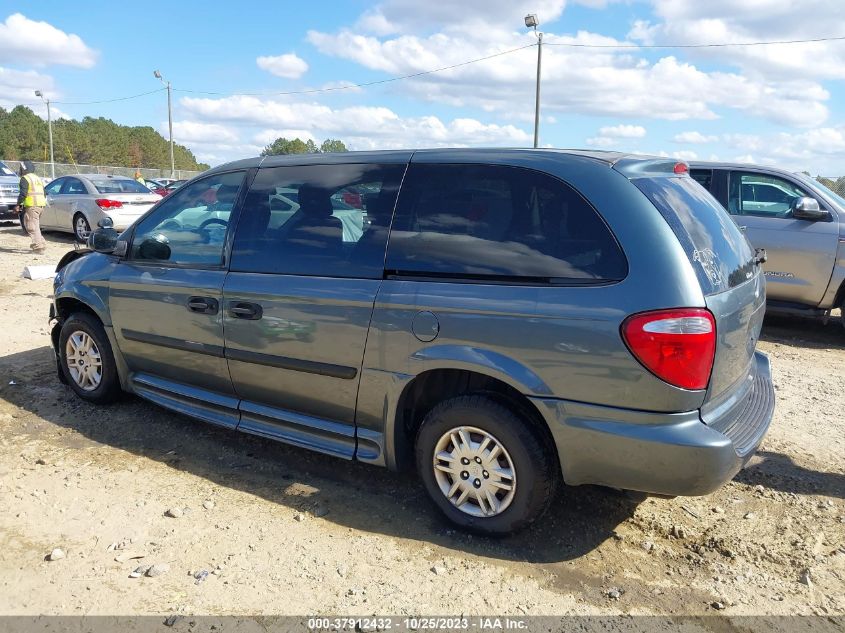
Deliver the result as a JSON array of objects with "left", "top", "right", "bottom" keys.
[{"left": 50, "top": 150, "right": 775, "bottom": 535}]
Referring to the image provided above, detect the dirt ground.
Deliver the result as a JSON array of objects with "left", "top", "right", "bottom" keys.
[{"left": 0, "top": 221, "right": 843, "bottom": 618}]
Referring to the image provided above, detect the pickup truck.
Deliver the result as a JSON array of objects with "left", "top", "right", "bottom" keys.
[
  {"left": 690, "top": 161, "right": 845, "bottom": 329},
  {"left": 0, "top": 161, "right": 20, "bottom": 220}
]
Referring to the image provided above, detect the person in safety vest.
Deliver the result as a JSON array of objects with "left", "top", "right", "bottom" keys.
[
  {"left": 134, "top": 170, "right": 145, "bottom": 185},
  {"left": 15, "top": 160, "right": 47, "bottom": 253}
]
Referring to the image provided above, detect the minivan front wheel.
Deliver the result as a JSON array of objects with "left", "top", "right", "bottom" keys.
[
  {"left": 59, "top": 312, "right": 121, "bottom": 403},
  {"left": 416, "top": 395, "right": 557, "bottom": 535}
]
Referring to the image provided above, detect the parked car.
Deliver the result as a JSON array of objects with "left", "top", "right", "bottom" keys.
[
  {"left": 690, "top": 162, "right": 845, "bottom": 326},
  {"left": 0, "top": 161, "right": 20, "bottom": 220},
  {"left": 163, "top": 179, "right": 188, "bottom": 196},
  {"left": 143, "top": 179, "right": 169, "bottom": 197},
  {"left": 42, "top": 174, "right": 162, "bottom": 241},
  {"left": 50, "top": 150, "right": 774, "bottom": 535}
]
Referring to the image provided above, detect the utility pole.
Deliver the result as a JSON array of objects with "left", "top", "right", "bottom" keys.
[
  {"left": 524, "top": 14, "right": 543, "bottom": 148},
  {"left": 34, "top": 91, "right": 55, "bottom": 180},
  {"left": 154, "top": 70, "right": 175, "bottom": 177}
]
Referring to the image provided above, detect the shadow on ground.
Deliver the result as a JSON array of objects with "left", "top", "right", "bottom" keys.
[
  {"left": 738, "top": 450, "right": 845, "bottom": 500},
  {"left": 0, "top": 345, "right": 641, "bottom": 564},
  {"left": 761, "top": 313, "right": 844, "bottom": 350}
]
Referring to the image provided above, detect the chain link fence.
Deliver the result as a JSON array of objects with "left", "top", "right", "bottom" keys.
[{"left": 1, "top": 160, "right": 203, "bottom": 182}]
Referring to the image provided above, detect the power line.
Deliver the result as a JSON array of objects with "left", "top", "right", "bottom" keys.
[
  {"left": 53, "top": 87, "right": 166, "bottom": 105},
  {"left": 544, "top": 35, "right": 845, "bottom": 49},
  {"left": 9, "top": 33, "right": 845, "bottom": 108},
  {"left": 173, "top": 43, "right": 537, "bottom": 97}
]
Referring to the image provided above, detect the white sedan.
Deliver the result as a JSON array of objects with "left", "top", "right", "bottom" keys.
[{"left": 41, "top": 174, "right": 162, "bottom": 241}]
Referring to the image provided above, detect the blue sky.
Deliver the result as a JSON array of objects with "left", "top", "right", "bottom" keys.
[{"left": 1, "top": 0, "right": 845, "bottom": 175}]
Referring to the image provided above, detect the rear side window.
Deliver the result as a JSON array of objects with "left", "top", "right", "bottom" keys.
[
  {"left": 230, "top": 163, "right": 405, "bottom": 278},
  {"left": 634, "top": 177, "right": 755, "bottom": 294},
  {"left": 690, "top": 169, "right": 712, "bottom": 190},
  {"left": 385, "top": 163, "right": 627, "bottom": 283}
]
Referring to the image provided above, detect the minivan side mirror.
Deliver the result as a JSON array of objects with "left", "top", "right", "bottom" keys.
[{"left": 791, "top": 197, "right": 830, "bottom": 221}]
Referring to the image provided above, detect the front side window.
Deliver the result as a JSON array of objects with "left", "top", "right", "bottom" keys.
[
  {"left": 129, "top": 171, "right": 245, "bottom": 266},
  {"left": 729, "top": 172, "right": 811, "bottom": 218},
  {"left": 45, "top": 179, "right": 64, "bottom": 196},
  {"left": 385, "top": 163, "right": 627, "bottom": 282},
  {"left": 230, "top": 163, "right": 405, "bottom": 278}
]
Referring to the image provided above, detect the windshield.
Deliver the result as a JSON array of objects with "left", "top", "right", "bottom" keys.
[
  {"left": 0, "top": 162, "right": 15, "bottom": 177},
  {"left": 91, "top": 179, "right": 151, "bottom": 194},
  {"left": 794, "top": 172, "right": 845, "bottom": 211}
]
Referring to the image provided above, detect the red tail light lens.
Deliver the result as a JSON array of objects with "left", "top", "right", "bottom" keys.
[
  {"left": 95, "top": 199, "right": 123, "bottom": 209},
  {"left": 621, "top": 308, "right": 716, "bottom": 391}
]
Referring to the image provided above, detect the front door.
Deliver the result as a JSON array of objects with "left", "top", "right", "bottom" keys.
[
  {"left": 222, "top": 160, "right": 407, "bottom": 457},
  {"left": 727, "top": 170, "right": 839, "bottom": 306},
  {"left": 41, "top": 177, "right": 65, "bottom": 227},
  {"left": 108, "top": 170, "right": 248, "bottom": 428}
]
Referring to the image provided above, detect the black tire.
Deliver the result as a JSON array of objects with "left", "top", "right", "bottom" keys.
[
  {"left": 58, "top": 312, "right": 121, "bottom": 403},
  {"left": 73, "top": 213, "right": 91, "bottom": 242},
  {"left": 415, "top": 395, "right": 558, "bottom": 536}
]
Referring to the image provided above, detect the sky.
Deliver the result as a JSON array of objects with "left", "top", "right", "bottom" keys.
[{"left": 1, "top": 0, "right": 845, "bottom": 175}]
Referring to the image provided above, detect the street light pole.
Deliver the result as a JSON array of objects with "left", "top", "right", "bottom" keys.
[
  {"left": 34, "top": 91, "right": 55, "bottom": 180},
  {"left": 154, "top": 70, "right": 175, "bottom": 177},
  {"left": 524, "top": 14, "right": 543, "bottom": 148}
]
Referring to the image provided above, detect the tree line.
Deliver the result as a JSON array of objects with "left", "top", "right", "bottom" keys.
[
  {"left": 0, "top": 105, "right": 209, "bottom": 170},
  {"left": 261, "top": 137, "right": 348, "bottom": 156}
]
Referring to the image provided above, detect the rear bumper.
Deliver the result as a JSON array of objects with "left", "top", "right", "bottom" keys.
[{"left": 532, "top": 352, "right": 775, "bottom": 496}]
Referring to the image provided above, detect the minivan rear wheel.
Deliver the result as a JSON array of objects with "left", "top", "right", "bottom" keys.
[
  {"left": 415, "top": 395, "right": 557, "bottom": 536},
  {"left": 59, "top": 312, "right": 121, "bottom": 403}
]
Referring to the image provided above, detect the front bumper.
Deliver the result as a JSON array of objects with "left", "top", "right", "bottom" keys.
[
  {"left": 0, "top": 203, "right": 20, "bottom": 220},
  {"left": 532, "top": 352, "right": 775, "bottom": 497}
]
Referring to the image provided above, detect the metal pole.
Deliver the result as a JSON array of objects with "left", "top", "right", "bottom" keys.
[
  {"left": 533, "top": 32, "right": 543, "bottom": 149},
  {"left": 166, "top": 81, "right": 175, "bottom": 177},
  {"left": 46, "top": 99, "right": 55, "bottom": 180}
]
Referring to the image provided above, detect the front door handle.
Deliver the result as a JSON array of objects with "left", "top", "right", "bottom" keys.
[
  {"left": 228, "top": 301, "right": 263, "bottom": 320},
  {"left": 186, "top": 296, "right": 219, "bottom": 315},
  {"left": 739, "top": 225, "right": 747, "bottom": 232}
]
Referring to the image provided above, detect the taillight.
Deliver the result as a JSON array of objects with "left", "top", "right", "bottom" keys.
[
  {"left": 95, "top": 199, "right": 123, "bottom": 209},
  {"left": 621, "top": 308, "right": 716, "bottom": 391}
]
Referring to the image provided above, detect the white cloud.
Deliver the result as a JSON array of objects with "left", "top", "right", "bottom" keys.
[
  {"left": 167, "top": 121, "right": 240, "bottom": 144},
  {"left": 178, "top": 95, "right": 530, "bottom": 154},
  {"left": 0, "top": 14, "right": 96, "bottom": 68},
  {"left": 256, "top": 53, "right": 309, "bottom": 79},
  {"left": 599, "top": 124, "right": 646, "bottom": 138},
  {"left": 585, "top": 136, "right": 615, "bottom": 147},
  {"left": 673, "top": 131, "right": 718, "bottom": 144},
  {"left": 632, "top": 0, "right": 845, "bottom": 80},
  {"left": 0, "top": 66, "right": 55, "bottom": 109},
  {"left": 307, "top": 16, "right": 830, "bottom": 128}
]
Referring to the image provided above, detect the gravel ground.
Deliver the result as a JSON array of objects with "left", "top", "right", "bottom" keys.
[{"left": 0, "top": 222, "right": 843, "bottom": 617}]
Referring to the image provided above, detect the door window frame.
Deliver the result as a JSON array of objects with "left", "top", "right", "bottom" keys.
[
  {"left": 122, "top": 168, "right": 255, "bottom": 271},
  {"left": 727, "top": 170, "right": 827, "bottom": 220}
]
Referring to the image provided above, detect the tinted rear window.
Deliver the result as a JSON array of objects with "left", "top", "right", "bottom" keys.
[
  {"left": 634, "top": 176, "right": 755, "bottom": 294},
  {"left": 385, "top": 163, "right": 627, "bottom": 283},
  {"left": 91, "top": 179, "right": 151, "bottom": 194}
]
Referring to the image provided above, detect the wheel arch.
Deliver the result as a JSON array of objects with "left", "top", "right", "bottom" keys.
[{"left": 389, "top": 367, "right": 559, "bottom": 475}]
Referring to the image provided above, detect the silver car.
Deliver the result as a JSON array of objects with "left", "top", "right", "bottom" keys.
[{"left": 41, "top": 174, "right": 162, "bottom": 241}]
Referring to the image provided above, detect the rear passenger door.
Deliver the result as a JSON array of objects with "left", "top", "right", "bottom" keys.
[
  {"left": 726, "top": 170, "right": 838, "bottom": 306},
  {"left": 223, "top": 161, "right": 407, "bottom": 458}
]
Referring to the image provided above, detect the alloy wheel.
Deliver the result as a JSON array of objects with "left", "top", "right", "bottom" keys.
[
  {"left": 432, "top": 426, "right": 516, "bottom": 518},
  {"left": 65, "top": 330, "right": 102, "bottom": 391}
]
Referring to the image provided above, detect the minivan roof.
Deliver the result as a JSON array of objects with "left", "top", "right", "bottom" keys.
[{"left": 206, "top": 148, "right": 677, "bottom": 175}]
